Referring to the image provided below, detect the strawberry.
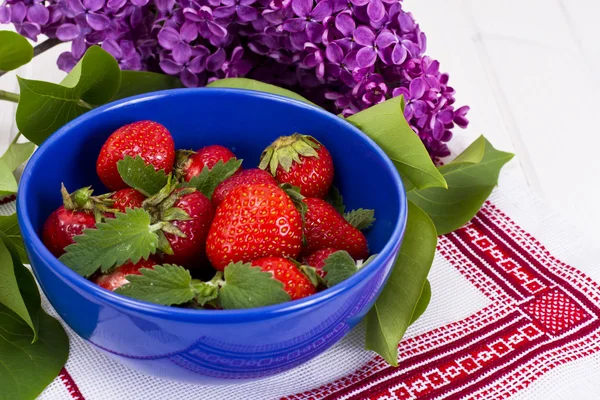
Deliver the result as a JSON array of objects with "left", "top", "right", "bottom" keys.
[
  {"left": 303, "top": 198, "right": 369, "bottom": 260},
  {"left": 252, "top": 257, "right": 316, "bottom": 300},
  {"left": 93, "top": 259, "right": 157, "bottom": 291},
  {"left": 212, "top": 168, "right": 277, "bottom": 207},
  {"left": 42, "top": 184, "right": 113, "bottom": 257},
  {"left": 206, "top": 183, "right": 303, "bottom": 271},
  {"left": 96, "top": 121, "right": 175, "bottom": 191},
  {"left": 177, "top": 145, "right": 239, "bottom": 182},
  {"left": 157, "top": 189, "right": 215, "bottom": 269},
  {"left": 103, "top": 188, "right": 147, "bottom": 219},
  {"left": 259, "top": 134, "right": 334, "bottom": 198},
  {"left": 111, "top": 188, "right": 146, "bottom": 212},
  {"left": 303, "top": 248, "right": 338, "bottom": 278}
]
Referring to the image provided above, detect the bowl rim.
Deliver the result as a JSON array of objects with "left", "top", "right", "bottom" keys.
[{"left": 17, "top": 87, "right": 408, "bottom": 322}]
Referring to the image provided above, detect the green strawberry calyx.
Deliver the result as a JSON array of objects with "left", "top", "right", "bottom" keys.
[
  {"left": 141, "top": 175, "right": 194, "bottom": 255},
  {"left": 173, "top": 149, "right": 196, "bottom": 179},
  {"left": 259, "top": 133, "right": 322, "bottom": 176},
  {"left": 60, "top": 183, "right": 117, "bottom": 222}
]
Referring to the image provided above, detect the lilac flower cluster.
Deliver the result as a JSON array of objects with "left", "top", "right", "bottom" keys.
[{"left": 0, "top": 0, "right": 469, "bottom": 157}]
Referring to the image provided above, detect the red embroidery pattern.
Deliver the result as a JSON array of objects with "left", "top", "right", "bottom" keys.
[
  {"left": 59, "top": 368, "right": 85, "bottom": 400},
  {"left": 284, "top": 202, "right": 600, "bottom": 400}
]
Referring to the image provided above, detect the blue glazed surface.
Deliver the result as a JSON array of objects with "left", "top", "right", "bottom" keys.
[{"left": 17, "top": 88, "right": 407, "bottom": 384}]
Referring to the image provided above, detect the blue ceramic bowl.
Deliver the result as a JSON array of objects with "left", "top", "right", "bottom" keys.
[{"left": 17, "top": 88, "right": 407, "bottom": 384}]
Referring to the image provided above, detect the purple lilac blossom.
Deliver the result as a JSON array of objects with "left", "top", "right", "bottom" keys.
[{"left": 0, "top": 0, "right": 468, "bottom": 157}]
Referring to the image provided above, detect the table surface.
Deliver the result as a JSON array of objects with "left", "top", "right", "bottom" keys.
[{"left": 1, "top": 2, "right": 600, "bottom": 397}]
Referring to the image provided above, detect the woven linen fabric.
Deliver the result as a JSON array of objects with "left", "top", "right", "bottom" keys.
[{"left": 8, "top": 156, "right": 596, "bottom": 400}]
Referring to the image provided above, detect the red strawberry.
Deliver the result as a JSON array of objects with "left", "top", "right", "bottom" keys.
[
  {"left": 303, "top": 198, "right": 369, "bottom": 260},
  {"left": 93, "top": 259, "right": 157, "bottom": 291},
  {"left": 252, "top": 257, "right": 316, "bottom": 300},
  {"left": 303, "top": 248, "right": 338, "bottom": 278},
  {"left": 178, "top": 145, "right": 239, "bottom": 182},
  {"left": 206, "top": 183, "right": 303, "bottom": 271},
  {"left": 212, "top": 168, "right": 277, "bottom": 207},
  {"left": 259, "top": 134, "right": 334, "bottom": 198},
  {"left": 159, "top": 189, "right": 215, "bottom": 269},
  {"left": 111, "top": 188, "right": 146, "bottom": 212},
  {"left": 43, "top": 206, "right": 95, "bottom": 258},
  {"left": 96, "top": 121, "right": 175, "bottom": 191},
  {"left": 104, "top": 188, "right": 147, "bottom": 219},
  {"left": 42, "top": 184, "right": 112, "bottom": 257}
]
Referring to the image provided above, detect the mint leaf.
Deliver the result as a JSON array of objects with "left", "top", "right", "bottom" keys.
[
  {"left": 409, "top": 279, "right": 431, "bottom": 325},
  {"left": 219, "top": 262, "right": 290, "bottom": 309},
  {"left": 0, "top": 141, "right": 35, "bottom": 172},
  {"left": 16, "top": 46, "right": 121, "bottom": 145},
  {"left": 323, "top": 251, "right": 377, "bottom": 287},
  {"left": 325, "top": 186, "right": 345, "bottom": 214},
  {"left": 184, "top": 158, "right": 242, "bottom": 199},
  {"left": 116, "top": 264, "right": 196, "bottom": 306},
  {"left": 0, "top": 213, "right": 28, "bottom": 264},
  {"left": 347, "top": 97, "right": 447, "bottom": 191},
  {"left": 408, "top": 136, "right": 514, "bottom": 234},
  {"left": 207, "top": 78, "right": 316, "bottom": 106},
  {"left": 117, "top": 155, "right": 169, "bottom": 197},
  {"left": 365, "top": 202, "right": 436, "bottom": 366},
  {"left": 60, "top": 208, "right": 159, "bottom": 277},
  {"left": 0, "top": 31, "right": 33, "bottom": 72},
  {"left": 344, "top": 208, "right": 375, "bottom": 230}
]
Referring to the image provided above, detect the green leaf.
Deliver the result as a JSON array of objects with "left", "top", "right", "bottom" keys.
[
  {"left": 0, "top": 231, "right": 69, "bottom": 399},
  {"left": 113, "top": 70, "right": 183, "bottom": 101},
  {"left": 191, "top": 281, "right": 219, "bottom": 306},
  {"left": 0, "top": 304, "right": 69, "bottom": 400},
  {"left": 0, "top": 31, "right": 33, "bottom": 72},
  {"left": 117, "top": 155, "right": 169, "bottom": 197},
  {"left": 365, "top": 202, "right": 436, "bottom": 366},
  {"left": 0, "top": 159, "right": 18, "bottom": 197},
  {"left": 58, "top": 46, "right": 121, "bottom": 105},
  {"left": 408, "top": 136, "right": 514, "bottom": 234},
  {"left": 184, "top": 158, "right": 242, "bottom": 199},
  {"left": 16, "top": 46, "right": 121, "bottom": 145},
  {"left": 116, "top": 264, "right": 196, "bottom": 306},
  {"left": 219, "top": 262, "right": 291, "bottom": 309},
  {"left": 325, "top": 186, "right": 345, "bottom": 214},
  {"left": 207, "top": 78, "right": 316, "bottom": 106},
  {"left": 0, "top": 141, "right": 35, "bottom": 172},
  {"left": 299, "top": 264, "right": 326, "bottom": 288},
  {"left": 409, "top": 279, "right": 431, "bottom": 325},
  {"left": 323, "top": 251, "right": 376, "bottom": 287},
  {"left": 0, "top": 213, "right": 28, "bottom": 266},
  {"left": 0, "top": 237, "right": 37, "bottom": 339},
  {"left": 344, "top": 208, "right": 375, "bottom": 230},
  {"left": 59, "top": 208, "right": 159, "bottom": 277},
  {"left": 347, "top": 97, "right": 447, "bottom": 191}
]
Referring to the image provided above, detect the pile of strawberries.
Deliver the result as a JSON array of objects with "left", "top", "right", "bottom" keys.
[{"left": 42, "top": 121, "right": 375, "bottom": 308}]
